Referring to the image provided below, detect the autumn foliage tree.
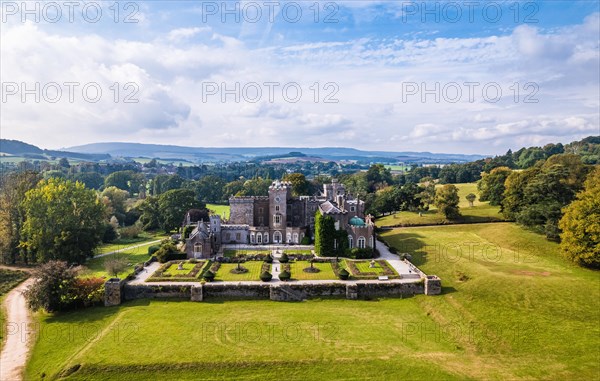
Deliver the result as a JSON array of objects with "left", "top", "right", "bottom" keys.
[
  {"left": 559, "top": 167, "right": 600, "bottom": 268},
  {"left": 20, "top": 178, "right": 105, "bottom": 264}
]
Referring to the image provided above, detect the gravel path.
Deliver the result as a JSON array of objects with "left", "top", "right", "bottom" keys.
[{"left": 1, "top": 278, "right": 35, "bottom": 381}]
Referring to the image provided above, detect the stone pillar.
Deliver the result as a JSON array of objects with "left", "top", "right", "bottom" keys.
[
  {"left": 346, "top": 284, "right": 358, "bottom": 300},
  {"left": 424, "top": 276, "right": 442, "bottom": 295},
  {"left": 104, "top": 278, "right": 123, "bottom": 306},
  {"left": 191, "top": 285, "right": 203, "bottom": 302}
]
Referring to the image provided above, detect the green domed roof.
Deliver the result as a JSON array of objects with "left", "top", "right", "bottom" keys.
[{"left": 349, "top": 216, "right": 366, "bottom": 227}]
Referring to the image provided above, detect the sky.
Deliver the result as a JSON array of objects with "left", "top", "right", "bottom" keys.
[{"left": 1, "top": 0, "right": 599, "bottom": 155}]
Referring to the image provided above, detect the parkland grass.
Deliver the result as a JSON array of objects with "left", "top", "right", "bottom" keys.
[
  {"left": 25, "top": 222, "right": 600, "bottom": 380},
  {"left": 206, "top": 203, "right": 230, "bottom": 219},
  {"left": 82, "top": 241, "right": 159, "bottom": 279},
  {"left": 376, "top": 182, "right": 506, "bottom": 227}
]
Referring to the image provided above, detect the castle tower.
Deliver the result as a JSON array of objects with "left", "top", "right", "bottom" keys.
[{"left": 269, "top": 180, "right": 292, "bottom": 242}]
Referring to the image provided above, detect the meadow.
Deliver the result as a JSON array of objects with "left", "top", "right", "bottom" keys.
[
  {"left": 24, "top": 222, "right": 600, "bottom": 380},
  {"left": 375, "top": 183, "right": 507, "bottom": 227},
  {"left": 206, "top": 203, "right": 230, "bottom": 219}
]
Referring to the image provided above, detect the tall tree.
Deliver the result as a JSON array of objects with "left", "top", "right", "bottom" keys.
[
  {"left": 158, "top": 189, "right": 205, "bottom": 232},
  {"left": 0, "top": 171, "right": 41, "bottom": 264},
  {"left": 434, "top": 184, "right": 461, "bottom": 219},
  {"left": 559, "top": 167, "right": 600, "bottom": 268},
  {"left": 478, "top": 166, "right": 512, "bottom": 206},
  {"left": 314, "top": 212, "right": 336, "bottom": 256},
  {"left": 283, "top": 173, "right": 310, "bottom": 196},
  {"left": 20, "top": 178, "right": 105, "bottom": 263}
]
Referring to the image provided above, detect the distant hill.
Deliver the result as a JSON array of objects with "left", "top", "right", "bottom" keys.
[
  {"left": 0, "top": 139, "right": 111, "bottom": 162},
  {"left": 65, "top": 142, "right": 487, "bottom": 164}
]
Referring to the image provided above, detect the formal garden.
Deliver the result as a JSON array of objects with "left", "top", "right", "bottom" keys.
[{"left": 147, "top": 260, "right": 207, "bottom": 282}]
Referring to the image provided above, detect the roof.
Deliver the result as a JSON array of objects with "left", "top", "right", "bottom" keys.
[
  {"left": 319, "top": 201, "right": 346, "bottom": 215},
  {"left": 349, "top": 216, "right": 366, "bottom": 227}
]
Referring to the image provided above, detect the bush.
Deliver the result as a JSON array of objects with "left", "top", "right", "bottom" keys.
[
  {"left": 71, "top": 277, "right": 105, "bottom": 307},
  {"left": 102, "top": 223, "right": 119, "bottom": 243},
  {"left": 279, "top": 270, "right": 291, "bottom": 281},
  {"left": 339, "top": 268, "right": 350, "bottom": 280},
  {"left": 148, "top": 245, "right": 160, "bottom": 255},
  {"left": 119, "top": 224, "right": 142, "bottom": 239},
  {"left": 264, "top": 254, "right": 274, "bottom": 263},
  {"left": 351, "top": 248, "right": 375, "bottom": 259},
  {"left": 104, "top": 256, "right": 128, "bottom": 277},
  {"left": 203, "top": 270, "right": 215, "bottom": 282},
  {"left": 25, "top": 261, "right": 77, "bottom": 312},
  {"left": 155, "top": 241, "right": 184, "bottom": 263},
  {"left": 300, "top": 236, "right": 311, "bottom": 245},
  {"left": 260, "top": 271, "right": 272, "bottom": 282},
  {"left": 279, "top": 253, "right": 289, "bottom": 263}
]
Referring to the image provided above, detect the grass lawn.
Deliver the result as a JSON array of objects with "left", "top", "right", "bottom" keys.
[
  {"left": 24, "top": 222, "right": 600, "bottom": 380},
  {"left": 215, "top": 261, "right": 264, "bottom": 281},
  {"left": 289, "top": 261, "right": 337, "bottom": 280},
  {"left": 0, "top": 269, "right": 30, "bottom": 350},
  {"left": 206, "top": 203, "right": 230, "bottom": 219},
  {"left": 163, "top": 262, "right": 197, "bottom": 276},
  {"left": 353, "top": 260, "right": 398, "bottom": 276},
  {"left": 376, "top": 182, "right": 506, "bottom": 227},
  {"left": 97, "top": 232, "right": 166, "bottom": 255},
  {"left": 81, "top": 241, "right": 159, "bottom": 279}
]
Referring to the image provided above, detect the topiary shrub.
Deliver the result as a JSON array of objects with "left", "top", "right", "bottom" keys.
[
  {"left": 265, "top": 254, "right": 273, "bottom": 263},
  {"left": 279, "top": 253, "right": 289, "bottom": 263},
  {"left": 339, "top": 268, "right": 350, "bottom": 280},
  {"left": 278, "top": 270, "right": 291, "bottom": 281},
  {"left": 203, "top": 270, "right": 215, "bottom": 282},
  {"left": 260, "top": 271, "right": 273, "bottom": 282},
  {"left": 148, "top": 244, "right": 161, "bottom": 256}
]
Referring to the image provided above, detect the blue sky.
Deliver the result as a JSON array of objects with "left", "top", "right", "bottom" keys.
[{"left": 1, "top": 1, "right": 599, "bottom": 154}]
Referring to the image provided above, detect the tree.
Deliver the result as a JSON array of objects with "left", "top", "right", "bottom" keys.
[
  {"left": 283, "top": 173, "right": 310, "bottom": 196},
  {"left": 138, "top": 196, "right": 161, "bottom": 230},
  {"left": 465, "top": 193, "right": 477, "bottom": 207},
  {"left": 478, "top": 167, "right": 512, "bottom": 206},
  {"left": 24, "top": 260, "right": 77, "bottom": 312},
  {"left": 158, "top": 189, "right": 205, "bottom": 232},
  {"left": 434, "top": 184, "right": 461, "bottom": 219},
  {"left": 20, "top": 178, "right": 105, "bottom": 263},
  {"left": 101, "top": 186, "right": 129, "bottom": 222},
  {"left": 191, "top": 175, "right": 226, "bottom": 203},
  {"left": 104, "top": 255, "right": 128, "bottom": 277},
  {"left": 314, "top": 212, "right": 336, "bottom": 256},
  {"left": 559, "top": 167, "right": 600, "bottom": 268},
  {"left": 0, "top": 171, "right": 41, "bottom": 264},
  {"left": 72, "top": 172, "right": 104, "bottom": 190}
]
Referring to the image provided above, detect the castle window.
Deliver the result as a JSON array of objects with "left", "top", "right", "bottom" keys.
[
  {"left": 225, "top": 233, "right": 231, "bottom": 241},
  {"left": 293, "top": 233, "right": 298, "bottom": 243},
  {"left": 275, "top": 205, "right": 280, "bottom": 212},
  {"left": 236, "top": 233, "right": 241, "bottom": 240},
  {"left": 348, "top": 236, "right": 353, "bottom": 249},
  {"left": 358, "top": 236, "right": 366, "bottom": 249},
  {"left": 274, "top": 215, "right": 281, "bottom": 225},
  {"left": 350, "top": 206, "right": 356, "bottom": 212},
  {"left": 259, "top": 207, "right": 264, "bottom": 214},
  {"left": 258, "top": 216, "right": 264, "bottom": 225},
  {"left": 286, "top": 233, "right": 292, "bottom": 243},
  {"left": 257, "top": 234, "right": 262, "bottom": 244},
  {"left": 264, "top": 233, "right": 269, "bottom": 243},
  {"left": 250, "top": 234, "right": 255, "bottom": 244},
  {"left": 194, "top": 243, "right": 202, "bottom": 253}
]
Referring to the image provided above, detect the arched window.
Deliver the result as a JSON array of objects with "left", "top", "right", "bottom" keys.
[
  {"left": 286, "top": 233, "right": 292, "bottom": 243},
  {"left": 264, "top": 233, "right": 269, "bottom": 244},
  {"left": 358, "top": 236, "right": 366, "bottom": 249},
  {"left": 257, "top": 234, "right": 262, "bottom": 244},
  {"left": 250, "top": 234, "right": 255, "bottom": 244},
  {"left": 348, "top": 236, "right": 353, "bottom": 249},
  {"left": 194, "top": 243, "right": 202, "bottom": 253},
  {"left": 369, "top": 236, "right": 374, "bottom": 248},
  {"left": 293, "top": 233, "right": 299, "bottom": 243},
  {"left": 274, "top": 231, "right": 282, "bottom": 243}
]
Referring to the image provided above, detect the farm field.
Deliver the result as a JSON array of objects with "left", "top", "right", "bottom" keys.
[
  {"left": 25, "top": 222, "right": 600, "bottom": 380},
  {"left": 376, "top": 182, "right": 506, "bottom": 227}
]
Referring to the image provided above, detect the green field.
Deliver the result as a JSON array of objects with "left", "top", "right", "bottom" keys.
[
  {"left": 289, "top": 261, "right": 337, "bottom": 280},
  {"left": 96, "top": 233, "right": 165, "bottom": 255},
  {"left": 207, "top": 203, "right": 230, "bottom": 219},
  {"left": 0, "top": 269, "right": 30, "bottom": 350},
  {"left": 386, "top": 165, "right": 411, "bottom": 172},
  {"left": 376, "top": 183, "right": 506, "bottom": 227},
  {"left": 223, "top": 249, "right": 271, "bottom": 257},
  {"left": 215, "top": 261, "right": 265, "bottom": 281},
  {"left": 25, "top": 222, "right": 600, "bottom": 380}
]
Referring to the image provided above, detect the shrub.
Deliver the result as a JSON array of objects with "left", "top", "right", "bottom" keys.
[
  {"left": 300, "top": 236, "right": 311, "bottom": 245},
  {"left": 339, "top": 268, "right": 350, "bottom": 280},
  {"left": 119, "top": 224, "right": 142, "bottom": 239},
  {"left": 148, "top": 245, "right": 161, "bottom": 255},
  {"left": 279, "top": 253, "right": 289, "bottom": 263},
  {"left": 71, "top": 277, "right": 105, "bottom": 307},
  {"left": 102, "top": 223, "right": 119, "bottom": 243},
  {"left": 279, "top": 270, "right": 291, "bottom": 281},
  {"left": 24, "top": 260, "right": 77, "bottom": 312},
  {"left": 203, "top": 270, "right": 215, "bottom": 282},
  {"left": 388, "top": 246, "right": 398, "bottom": 254},
  {"left": 155, "top": 241, "right": 184, "bottom": 263},
  {"left": 260, "top": 271, "right": 273, "bottom": 282},
  {"left": 104, "top": 256, "right": 128, "bottom": 277},
  {"left": 265, "top": 254, "right": 274, "bottom": 263}
]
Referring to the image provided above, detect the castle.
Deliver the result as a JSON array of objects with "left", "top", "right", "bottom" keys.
[{"left": 185, "top": 179, "right": 375, "bottom": 258}]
